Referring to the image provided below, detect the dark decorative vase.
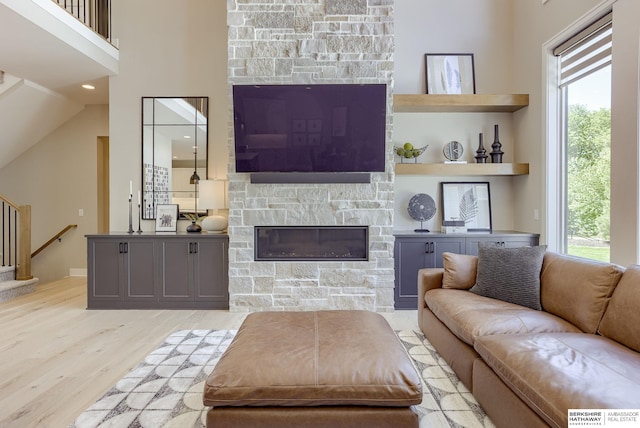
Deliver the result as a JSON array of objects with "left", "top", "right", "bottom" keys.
[
  {"left": 475, "top": 132, "right": 488, "bottom": 163},
  {"left": 490, "top": 124, "right": 504, "bottom": 163}
]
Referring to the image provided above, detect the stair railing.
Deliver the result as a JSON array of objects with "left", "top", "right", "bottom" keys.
[
  {"left": 0, "top": 194, "right": 32, "bottom": 280},
  {"left": 51, "top": 0, "right": 112, "bottom": 43},
  {"left": 32, "top": 224, "right": 78, "bottom": 259}
]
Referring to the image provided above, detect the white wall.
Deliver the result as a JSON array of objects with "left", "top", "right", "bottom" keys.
[
  {"left": 511, "top": 0, "right": 604, "bottom": 246},
  {"left": 109, "top": 0, "right": 228, "bottom": 232},
  {"left": 395, "top": 0, "right": 513, "bottom": 95},
  {"left": 510, "top": 0, "right": 640, "bottom": 267},
  {"left": 609, "top": 0, "right": 640, "bottom": 266},
  {"left": 0, "top": 105, "right": 108, "bottom": 283},
  {"left": 393, "top": 0, "right": 517, "bottom": 232},
  {"left": 393, "top": 112, "right": 517, "bottom": 231},
  {"left": 393, "top": 0, "right": 632, "bottom": 246}
]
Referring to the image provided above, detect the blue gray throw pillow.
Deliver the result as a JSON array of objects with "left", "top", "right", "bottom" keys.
[{"left": 469, "top": 244, "right": 546, "bottom": 310}]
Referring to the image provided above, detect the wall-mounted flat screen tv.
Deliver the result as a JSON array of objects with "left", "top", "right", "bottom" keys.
[{"left": 233, "top": 84, "right": 387, "bottom": 173}]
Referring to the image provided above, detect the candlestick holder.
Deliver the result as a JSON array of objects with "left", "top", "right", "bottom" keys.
[
  {"left": 128, "top": 197, "right": 134, "bottom": 234},
  {"left": 475, "top": 132, "right": 488, "bottom": 163},
  {"left": 490, "top": 124, "right": 504, "bottom": 163},
  {"left": 137, "top": 203, "right": 142, "bottom": 233}
]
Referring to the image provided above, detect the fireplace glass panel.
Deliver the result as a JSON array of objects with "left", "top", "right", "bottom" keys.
[{"left": 255, "top": 226, "right": 368, "bottom": 261}]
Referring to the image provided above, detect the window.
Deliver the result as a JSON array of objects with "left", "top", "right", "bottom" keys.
[{"left": 553, "top": 13, "right": 612, "bottom": 262}]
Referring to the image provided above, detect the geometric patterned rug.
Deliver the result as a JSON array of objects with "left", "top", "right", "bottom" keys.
[{"left": 70, "top": 329, "right": 494, "bottom": 428}]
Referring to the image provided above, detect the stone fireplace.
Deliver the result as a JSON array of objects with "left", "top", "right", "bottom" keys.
[{"left": 227, "top": 0, "right": 395, "bottom": 312}]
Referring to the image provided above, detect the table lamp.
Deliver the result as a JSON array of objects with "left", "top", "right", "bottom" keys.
[{"left": 198, "top": 179, "right": 228, "bottom": 232}]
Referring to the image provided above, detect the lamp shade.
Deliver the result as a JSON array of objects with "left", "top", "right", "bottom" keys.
[
  {"left": 198, "top": 179, "right": 228, "bottom": 232},
  {"left": 198, "top": 180, "right": 225, "bottom": 209}
]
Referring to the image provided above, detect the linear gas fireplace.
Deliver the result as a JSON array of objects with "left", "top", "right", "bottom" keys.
[{"left": 255, "top": 226, "right": 368, "bottom": 261}]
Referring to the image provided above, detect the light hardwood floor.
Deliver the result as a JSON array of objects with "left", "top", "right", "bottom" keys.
[{"left": 0, "top": 277, "right": 418, "bottom": 427}]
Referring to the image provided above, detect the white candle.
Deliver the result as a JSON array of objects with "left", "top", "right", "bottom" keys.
[
  {"left": 137, "top": 190, "right": 141, "bottom": 205},
  {"left": 129, "top": 181, "right": 133, "bottom": 199}
]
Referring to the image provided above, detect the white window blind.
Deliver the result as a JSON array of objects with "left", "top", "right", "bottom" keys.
[{"left": 554, "top": 12, "right": 612, "bottom": 88}]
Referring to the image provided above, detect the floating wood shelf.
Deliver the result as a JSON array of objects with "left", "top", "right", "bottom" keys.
[
  {"left": 393, "top": 94, "right": 529, "bottom": 113},
  {"left": 394, "top": 163, "right": 530, "bottom": 176}
]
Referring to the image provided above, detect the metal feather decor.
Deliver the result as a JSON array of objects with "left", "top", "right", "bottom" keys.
[{"left": 459, "top": 188, "right": 478, "bottom": 224}]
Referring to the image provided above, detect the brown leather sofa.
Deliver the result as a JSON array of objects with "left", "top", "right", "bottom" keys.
[{"left": 418, "top": 251, "right": 640, "bottom": 428}]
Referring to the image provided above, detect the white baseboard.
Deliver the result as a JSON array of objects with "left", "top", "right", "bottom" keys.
[{"left": 69, "top": 268, "right": 87, "bottom": 277}]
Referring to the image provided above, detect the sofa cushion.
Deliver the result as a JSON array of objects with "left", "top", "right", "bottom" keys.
[
  {"left": 469, "top": 245, "right": 546, "bottom": 310},
  {"left": 598, "top": 264, "right": 640, "bottom": 352},
  {"left": 425, "top": 289, "right": 580, "bottom": 346},
  {"left": 442, "top": 252, "right": 478, "bottom": 290},
  {"left": 540, "top": 252, "right": 624, "bottom": 333},
  {"left": 475, "top": 333, "right": 640, "bottom": 428}
]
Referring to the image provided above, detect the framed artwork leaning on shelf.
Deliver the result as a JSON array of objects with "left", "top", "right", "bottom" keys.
[
  {"left": 441, "top": 181, "right": 492, "bottom": 232},
  {"left": 155, "top": 204, "right": 179, "bottom": 232},
  {"left": 425, "top": 53, "right": 476, "bottom": 94}
]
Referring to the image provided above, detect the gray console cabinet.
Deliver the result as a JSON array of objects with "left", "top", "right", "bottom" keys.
[
  {"left": 394, "top": 237, "right": 464, "bottom": 310},
  {"left": 465, "top": 235, "right": 539, "bottom": 256},
  {"left": 157, "top": 237, "right": 228, "bottom": 305},
  {"left": 394, "top": 231, "right": 539, "bottom": 309},
  {"left": 87, "top": 233, "right": 228, "bottom": 309}
]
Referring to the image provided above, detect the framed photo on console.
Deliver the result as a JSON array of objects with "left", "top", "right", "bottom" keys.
[
  {"left": 441, "top": 182, "right": 492, "bottom": 232},
  {"left": 425, "top": 53, "right": 476, "bottom": 94},
  {"left": 155, "top": 204, "right": 179, "bottom": 232}
]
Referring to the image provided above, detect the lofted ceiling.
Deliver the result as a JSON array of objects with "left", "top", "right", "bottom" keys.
[{"left": 0, "top": 0, "right": 117, "bottom": 168}]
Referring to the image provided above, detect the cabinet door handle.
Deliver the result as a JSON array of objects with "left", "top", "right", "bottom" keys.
[
  {"left": 430, "top": 242, "right": 434, "bottom": 253},
  {"left": 189, "top": 242, "right": 198, "bottom": 254},
  {"left": 123, "top": 242, "right": 128, "bottom": 253},
  {"left": 425, "top": 242, "right": 434, "bottom": 254}
]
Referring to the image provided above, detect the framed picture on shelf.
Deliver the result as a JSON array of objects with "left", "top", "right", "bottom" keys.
[
  {"left": 425, "top": 53, "right": 476, "bottom": 94},
  {"left": 441, "top": 182, "right": 492, "bottom": 232},
  {"left": 155, "top": 204, "right": 179, "bottom": 232}
]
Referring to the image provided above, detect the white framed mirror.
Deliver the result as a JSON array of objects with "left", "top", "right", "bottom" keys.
[{"left": 142, "top": 97, "right": 208, "bottom": 219}]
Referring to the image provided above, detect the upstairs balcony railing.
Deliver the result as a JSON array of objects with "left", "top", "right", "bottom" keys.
[{"left": 52, "top": 0, "right": 111, "bottom": 43}]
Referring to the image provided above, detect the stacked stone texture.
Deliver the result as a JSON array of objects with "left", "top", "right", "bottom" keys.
[{"left": 227, "top": 0, "right": 395, "bottom": 312}]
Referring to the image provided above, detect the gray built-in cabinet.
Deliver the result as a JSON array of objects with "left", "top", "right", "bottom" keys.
[
  {"left": 86, "top": 233, "right": 229, "bottom": 309},
  {"left": 394, "top": 231, "right": 540, "bottom": 309}
]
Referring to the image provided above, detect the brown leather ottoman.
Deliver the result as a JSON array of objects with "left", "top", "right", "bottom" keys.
[{"left": 203, "top": 310, "right": 422, "bottom": 427}]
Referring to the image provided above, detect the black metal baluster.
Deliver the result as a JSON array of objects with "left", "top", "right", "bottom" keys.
[
  {"left": 8, "top": 208, "right": 11, "bottom": 268},
  {"left": 2, "top": 201, "right": 5, "bottom": 267},
  {"left": 13, "top": 210, "right": 17, "bottom": 273}
]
